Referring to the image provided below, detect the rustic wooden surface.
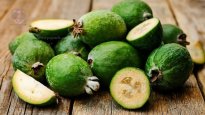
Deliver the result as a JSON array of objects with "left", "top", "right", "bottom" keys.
[{"left": 0, "top": 0, "right": 205, "bottom": 115}]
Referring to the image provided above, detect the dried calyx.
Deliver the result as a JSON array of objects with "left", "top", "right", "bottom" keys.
[
  {"left": 177, "top": 33, "right": 190, "bottom": 46},
  {"left": 84, "top": 76, "right": 100, "bottom": 95},
  {"left": 29, "top": 27, "right": 41, "bottom": 33},
  {"left": 149, "top": 68, "right": 162, "bottom": 82},
  {"left": 143, "top": 12, "right": 152, "bottom": 20},
  {"left": 32, "top": 62, "right": 44, "bottom": 75},
  {"left": 72, "top": 19, "right": 83, "bottom": 38}
]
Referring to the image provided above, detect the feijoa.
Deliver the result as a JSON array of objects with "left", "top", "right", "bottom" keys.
[
  {"left": 162, "top": 24, "right": 189, "bottom": 46},
  {"left": 54, "top": 34, "right": 89, "bottom": 60},
  {"left": 12, "top": 70, "right": 57, "bottom": 106},
  {"left": 126, "top": 18, "right": 162, "bottom": 51},
  {"left": 110, "top": 67, "right": 150, "bottom": 109},
  {"left": 29, "top": 19, "right": 73, "bottom": 41},
  {"left": 88, "top": 41, "right": 142, "bottom": 87},
  {"left": 46, "top": 53, "right": 100, "bottom": 97},
  {"left": 73, "top": 10, "right": 127, "bottom": 47},
  {"left": 12, "top": 39, "right": 55, "bottom": 81},
  {"left": 112, "top": 0, "right": 153, "bottom": 30},
  {"left": 9, "top": 32, "right": 37, "bottom": 54},
  {"left": 145, "top": 43, "right": 193, "bottom": 90}
]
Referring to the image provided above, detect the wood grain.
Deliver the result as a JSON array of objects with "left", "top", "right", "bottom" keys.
[
  {"left": 0, "top": 0, "right": 92, "bottom": 114},
  {"left": 71, "top": 0, "right": 205, "bottom": 114},
  {"left": 0, "top": 0, "right": 16, "bottom": 20}
]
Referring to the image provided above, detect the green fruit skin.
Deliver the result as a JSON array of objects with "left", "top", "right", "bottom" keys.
[
  {"left": 31, "top": 26, "right": 72, "bottom": 42},
  {"left": 88, "top": 41, "right": 142, "bottom": 87},
  {"left": 162, "top": 24, "right": 186, "bottom": 46},
  {"left": 110, "top": 67, "right": 150, "bottom": 109},
  {"left": 112, "top": 0, "right": 153, "bottom": 30},
  {"left": 46, "top": 53, "right": 93, "bottom": 97},
  {"left": 145, "top": 43, "right": 193, "bottom": 90},
  {"left": 79, "top": 10, "right": 127, "bottom": 47},
  {"left": 54, "top": 34, "right": 89, "bottom": 60},
  {"left": 9, "top": 32, "right": 37, "bottom": 54},
  {"left": 127, "top": 18, "right": 163, "bottom": 51},
  {"left": 12, "top": 39, "right": 55, "bottom": 81}
]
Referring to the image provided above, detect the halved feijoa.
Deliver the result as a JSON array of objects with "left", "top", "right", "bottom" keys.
[
  {"left": 126, "top": 18, "right": 162, "bottom": 51},
  {"left": 29, "top": 19, "right": 73, "bottom": 41},
  {"left": 110, "top": 67, "right": 150, "bottom": 109},
  {"left": 12, "top": 70, "right": 57, "bottom": 106}
]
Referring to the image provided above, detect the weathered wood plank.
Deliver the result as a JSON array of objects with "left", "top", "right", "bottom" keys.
[
  {"left": 0, "top": 0, "right": 91, "bottom": 114},
  {"left": 169, "top": 0, "right": 205, "bottom": 99},
  {"left": 0, "top": 0, "right": 16, "bottom": 20},
  {"left": 72, "top": 0, "right": 205, "bottom": 114}
]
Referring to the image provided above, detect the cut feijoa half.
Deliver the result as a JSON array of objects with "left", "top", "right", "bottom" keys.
[
  {"left": 126, "top": 18, "right": 162, "bottom": 51},
  {"left": 110, "top": 67, "right": 150, "bottom": 109},
  {"left": 12, "top": 70, "right": 57, "bottom": 106},
  {"left": 29, "top": 19, "right": 74, "bottom": 41}
]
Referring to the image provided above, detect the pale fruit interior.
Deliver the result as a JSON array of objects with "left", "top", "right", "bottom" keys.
[
  {"left": 31, "top": 19, "right": 73, "bottom": 30},
  {"left": 12, "top": 70, "right": 55, "bottom": 104},
  {"left": 110, "top": 68, "right": 150, "bottom": 108},
  {"left": 127, "top": 18, "right": 159, "bottom": 40}
]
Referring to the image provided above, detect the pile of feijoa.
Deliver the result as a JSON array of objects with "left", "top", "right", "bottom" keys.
[{"left": 9, "top": 0, "right": 193, "bottom": 109}]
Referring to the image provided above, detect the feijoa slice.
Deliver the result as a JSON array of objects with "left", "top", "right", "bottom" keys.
[
  {"left": 29, "top": 19, "right": 73, "bottom": 41},
  {"left": 12, "top": 70, "right": 57, "bottom": 106},
  {"left": 110, "top": 67, "right": 150, "bottom": 109},
  {"left": 126, "top": 18, "right": 162, "bottom": 51}
]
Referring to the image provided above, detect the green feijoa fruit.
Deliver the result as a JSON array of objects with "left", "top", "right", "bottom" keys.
[
  {"left": 126, "top": 18, "right": 162, "bottom": 51},
  {"left": 110, "top": 67, "right": 150, "bottom": 109},
  {"left": 112, "top": 0, "right": 153, "bottom": 30},
  {"left": 73, "top": 10, "right": 127, "bottom": 47},
  {"left": 162, "top": 24, "right": 189, "bottom": 46},
  {"left": 88, "top": 41, "right": 142, "bottom": 88},
  {"left": 12, "top": 39, "right": 55, "bottom": 82},
  {"left": 54, "top": 34, "right": 89, "bottom": 60},
  {"left": 145, "top": 43, "right": 193, "bottom": 91},
  {"left": 9, "top": 32, "right": 37, "bottom": 54},
  {"left": 46, "top": 53, "right": 100, "bottom": 97},
  {"left": 12, "top": 70, "right": 57, "bottom": 106},
  {"left": 29, "top": 19, "right": 73, "bottom": 42}
]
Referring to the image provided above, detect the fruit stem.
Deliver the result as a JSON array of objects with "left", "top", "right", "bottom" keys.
[
  {"left": 29, "top": 27, "right": 41, "bottom": 33},
  {"left": 32, "top": 62, "right": 44, "bottom": 75},
  {"left": 84, "top": 76, "right": 100, "bottom": 95},
  {"left": 72, "top": 19, "right": 83, "bottom": 38},
  {"left": 150, "top": 67, "right": 162, "bottom": 82},
  {"left": 177, "top": 33, "right": 190, "bottom": 46}
]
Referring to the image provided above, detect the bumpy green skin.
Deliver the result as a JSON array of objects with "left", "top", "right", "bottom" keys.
[
  {"left": 79, "top": 10, "right": 127, "bottom": 47},
  {"left": 9, "top": 32, "right": 37, "bottom": 54},
  {"left": 88, "top": 41, "right": 142, "bottom": 87},
  {"left": 127, "top": 18, "right": 162, "bottom": 51},
  {"left": 112, "top": 0, "right": 153, "bottom": 30},
  {"left": 46, "top": 53, "right": 93, "bottom": 97},
  {"left": 54, "top": 34, "right": 89, "bottom": 60},
  {"left": 12, "top": 39, "right": 55, "bottom": 81},
  {"left": 145, "top": 43, "right": 193, "bottom": 90},
  {"left": 162, "top": 24, "right": 186, "bottom": 46}
]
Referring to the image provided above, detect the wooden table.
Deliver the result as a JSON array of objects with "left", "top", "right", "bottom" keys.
[{"left": 0, "top": 0, "right": 205, "bottom": 114}]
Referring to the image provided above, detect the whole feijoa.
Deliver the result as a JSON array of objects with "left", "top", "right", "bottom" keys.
[
  {"left": 9, "top": 32, "right": 37, "bottom": 54},
  {"left": 145, "top": 43, "right": 193, "bottom": 90},
  {"left": 162, "top": 24, "right": 189, "bottom": 46},
  {"left": 46, "top": 53, "right": 100, "bottom": 97},
  {"left": 12, "top": 39, "right": 55, "bottom": 81},
  {"left": 112, "top": 0, "right": 153, "bottom": 30},
  {"left": 88, "top": 41, "right": 142, "bottom": 87},
  {"left": 73, "top": 10, "right": 127, "bottom": 47},
  {"left": 54, "top": 34, "right": 89, "bottom": 60}
]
